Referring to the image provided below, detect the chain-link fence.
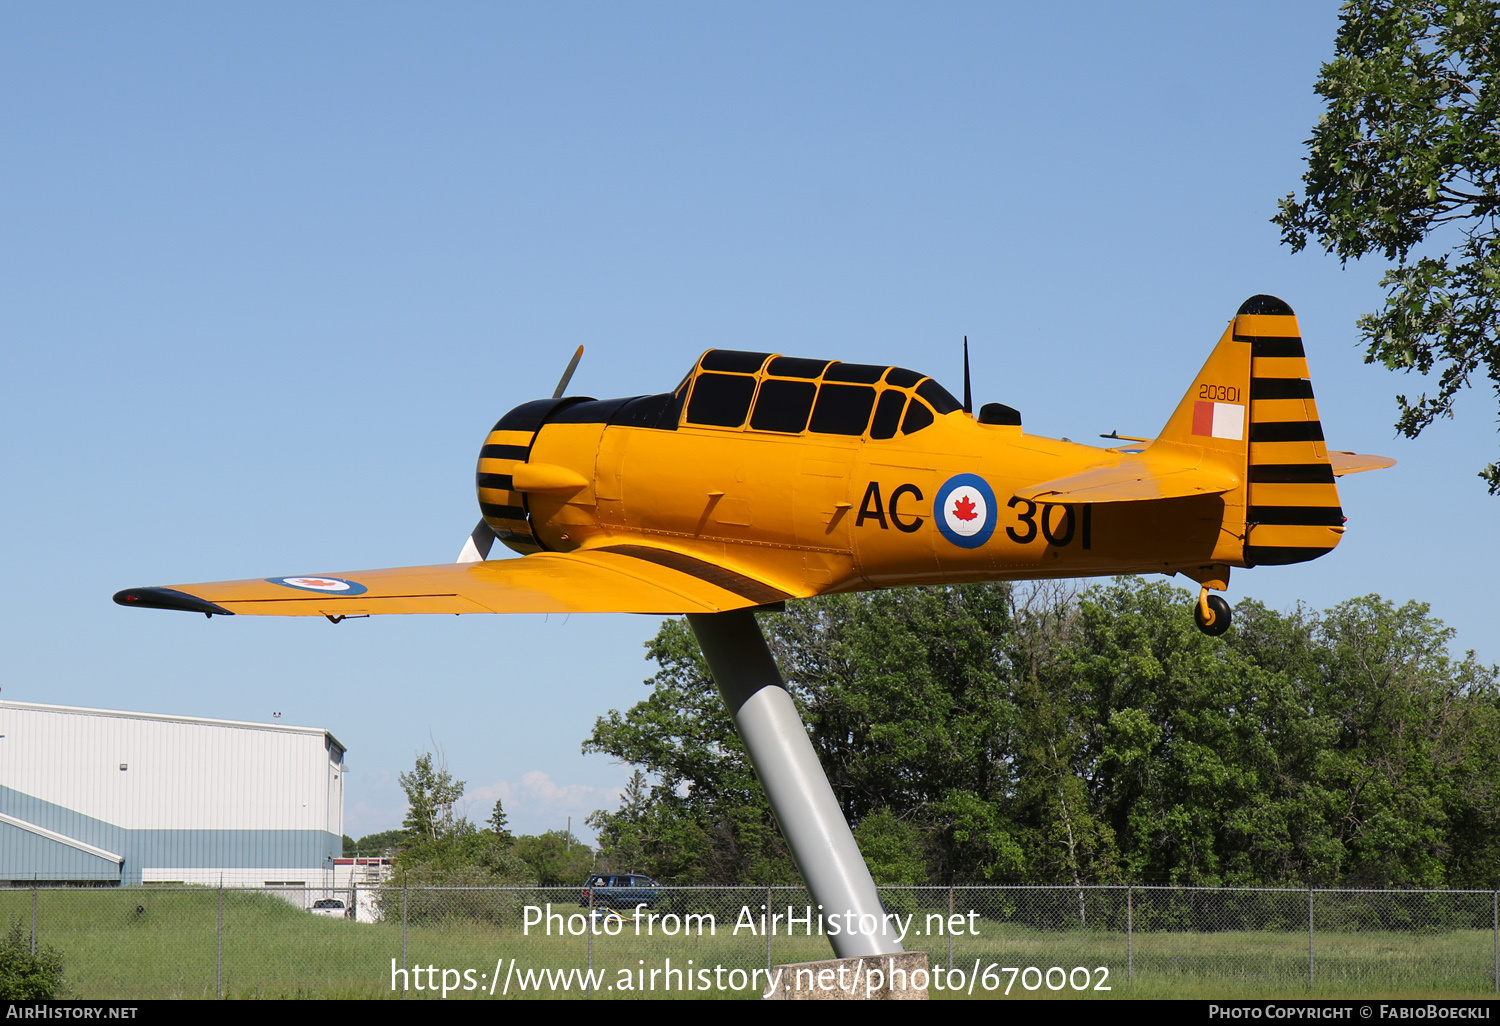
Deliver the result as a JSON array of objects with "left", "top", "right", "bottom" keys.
[{"left": 1, "top": 884, "right": 1496, "bottom": 998}]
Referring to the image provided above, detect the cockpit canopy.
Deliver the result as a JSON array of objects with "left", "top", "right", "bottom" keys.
[
  {"left": 679, "top": 350, "right": 962, "bottom": 438},
  {"left": 538, "top": 349, "right": 971, "bottom": 436}
]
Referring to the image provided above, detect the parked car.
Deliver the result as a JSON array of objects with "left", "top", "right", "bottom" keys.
[
  {"left": 580, "top": 873, "right": 662, "bottom": 910},
  {"left": 309, "top": 898, "right": 353, "bottom": 920}
]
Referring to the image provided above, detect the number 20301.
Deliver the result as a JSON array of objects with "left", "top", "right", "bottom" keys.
[{"left": 1198, "top": 383, "right": 1241, "bottom": 402}]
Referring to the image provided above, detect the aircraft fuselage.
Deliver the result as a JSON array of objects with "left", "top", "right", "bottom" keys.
[{"left": 480, "top": 349, "right": 1261, "bottom": 602}]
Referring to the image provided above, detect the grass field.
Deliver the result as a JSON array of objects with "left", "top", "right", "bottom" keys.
[{"left": 0, "top": 887, "right": 1495, "bottom": 999}]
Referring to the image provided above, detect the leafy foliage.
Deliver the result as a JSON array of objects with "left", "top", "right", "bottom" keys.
[
  {"left": 398, "top": 752, "right": 465, "bottom": 842},
  {"left": 585, "top": 617, "right": 798, "bottom": 883},
  {"left": 391, "top": 831, "right": 535, "bottom": 885},
  {"left": 853, "top": 809, "right": 928, "bottom": 886},
  {"left": 344, "top": 829, "right": 407, "bottom": 856},
  {"left": 486, "top": 799, "right": 512, "bottom": 842},
  {"left": 387, "top": 751, "right": 539, "bottom": 888},
  {"left": 509, "top": 830, "right": 594, "bottom": 886},
  {"left": 1274, "top": 0, "right": 1500, "bottom": 491},
  {"left": 380, "top": 831, "right": 536, "bottom": 927},
  {"left": 586, "top": 581, "right": 1500, "bottom": 887},
  {"left": 0, "top": 924, "right": 63, "bottom": 1000}
]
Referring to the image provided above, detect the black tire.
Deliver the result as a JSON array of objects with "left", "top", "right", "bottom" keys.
[{"left": 1194, "top": 594, "right": 1232, "bottom": 636}]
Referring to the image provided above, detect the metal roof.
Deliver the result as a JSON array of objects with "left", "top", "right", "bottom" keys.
[{"left": 0, "top": 701, "right": 346, "bottom": 757}]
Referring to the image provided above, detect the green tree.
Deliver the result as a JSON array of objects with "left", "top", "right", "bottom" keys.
[
  {"left": 853, "top": 809, "right": 928, "bottom": 886},
  {"left": 399, "top": 752, "right": 466, "bottom": 842},
  {"left": 1274, "top": 0, "right": 1500, "bottom": 491},
  {"left": 0, "top": 925, "right": 63, "bottom": 999},
  {"left": 345, "top": 828, "right": 408, "bottom": 856},
  {"left": 1065, "top": 580, "right": 1284, "bottom": 886},
  {"left": 393, "top": 830, "right": 536, "bottom": 885},
  {"left": 1086, "top": 586, "right": 1500, "bottom": 888},
  {"left": 775, "top": 584, "right": 1025, "bottom": 881},
  {"left": 585, "top": 617, "right": 800, "bottom": 883},
  {"left": 589, "top": 768, "right": 721, "bottom": 882},
  {"left": 587, "top": 770, "right": 646, "bottom": 872},
  {"left": 511, "top": 829, "right": 595, "bottom": 886},
  {"left": 620, "top": 769, "right": 649, "bottom": 822},
  {"left": 1299, "top": 595, "right": 1500, "bottom": 886},
  {"left": 382, "top": 759, "right": 534, "bottom": 922},
  {"left": 587, "top": 585, "right": 1024, "bottom": 883},
  {"left": 487, "top": 799, "right": 513, "bottom": 843},
  {"left": 382, "top": 830, "right": 538, "bottom": 926},
  {"left": 586, "top": 581, "right": 1499, "bottom": 889},
  {"left": 1005, "top": 583, "right": 1120, "bottom": 889}
]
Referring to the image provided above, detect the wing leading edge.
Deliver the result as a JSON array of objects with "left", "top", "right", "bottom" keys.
[{"left": 114, "top": 544, "right": 800, "bottom": 618}]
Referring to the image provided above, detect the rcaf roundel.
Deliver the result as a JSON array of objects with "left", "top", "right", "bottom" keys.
[
  {"left": 267, "top": 576, "right": 369, "bottom": 596},
  {"left": 934, "top": 473, "right": 998, "bottom": 549}
]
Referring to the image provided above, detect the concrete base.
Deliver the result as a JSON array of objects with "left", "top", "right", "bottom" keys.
[{"left": 762, "top": 951, "right": 930, "bottom": 1000}]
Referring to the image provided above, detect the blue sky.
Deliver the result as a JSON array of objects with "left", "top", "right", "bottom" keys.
[{"left": 2, "top": 3, "right": 1493, "bottom": 841}]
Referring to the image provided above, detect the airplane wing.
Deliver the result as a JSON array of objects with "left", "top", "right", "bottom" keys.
[
  {"left": 1014, "top": 459, "right": 1240, "bottom": 503},
  {"left": 1329, "top": 451, "right": 1396, "bottom": 476},
  {"left": 114, "top": 544, "right": 799, "bottom": 618}
]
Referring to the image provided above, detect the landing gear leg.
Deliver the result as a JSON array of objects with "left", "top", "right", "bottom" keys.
[{"left": 1195, "top": 587, "right": 1231, "bottom": 637}]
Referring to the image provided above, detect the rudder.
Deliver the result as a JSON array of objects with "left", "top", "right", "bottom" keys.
[{"left": 1237, "top": 295, "right": 1343, "bottom": 566}]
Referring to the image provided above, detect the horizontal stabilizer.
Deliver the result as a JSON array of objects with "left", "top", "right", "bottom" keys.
[
  {"left": 1328, "top": 451, "right": 1396, "bottom": 477},
  {"left": 1015, "top": 460, "right": 1239, "bottom": 503}
]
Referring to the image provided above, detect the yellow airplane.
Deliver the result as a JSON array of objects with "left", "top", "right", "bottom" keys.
[{"left": 115, "top": 295, "right": 1393, "bottom": 636}]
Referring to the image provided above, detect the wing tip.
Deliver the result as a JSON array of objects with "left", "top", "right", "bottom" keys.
[
  {"left": 114, "top": 587, "right": 235, "bottom": 616},
  {"left": 1329, "top": 452, "right": 1398, "bottom": 476}
]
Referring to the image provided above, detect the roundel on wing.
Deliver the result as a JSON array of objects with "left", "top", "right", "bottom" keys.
[
  {"left": 268, "top": 576, "right": 369, "bottom": 596},
  {"left": 933, "top": 474, "right": 998, "bottom": 549}
]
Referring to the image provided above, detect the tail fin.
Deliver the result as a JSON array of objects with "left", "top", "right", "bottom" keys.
[{"left": 1151, "top": 295, "right": 1343, "bottom": 568}]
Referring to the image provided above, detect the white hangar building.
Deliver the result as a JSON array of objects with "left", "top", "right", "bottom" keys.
[{"left": 0, "top": 701, "right": 345, "bottom": 887}]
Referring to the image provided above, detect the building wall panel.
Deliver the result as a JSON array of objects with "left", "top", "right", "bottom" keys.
[{"left": 0, "top": 703, "right": 345, "bottom": 885}]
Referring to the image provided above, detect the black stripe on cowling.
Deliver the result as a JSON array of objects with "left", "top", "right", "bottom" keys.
[
  {"left": 1249, "top": 505, "right": 1345, "bottom": 526},
  {"left": 596, "top": 544, "right": 793, "bottom": 606},
  {"left": 113, "top": 587, "right": 235, "bottom": 616},
  {"left": 1250, "top": 378, "right": 1315, "bottom": 400},
  {"left": 1244, "top": 545, "right": 1336, "bottom": 567},
  {"left": 1250, "top": 421, "right": 1324, "bottom": 442},
  {"left": 480, "top": 444, "right": 530, "bottom": 462},
  {"left": 491, "top": 397, "right": 568, "bottom": 434},
  {"left": 480, "top": 502, "right": 528, "bottom": 522},
  {"left": 1249, "top": 464, "right": 1336, "bottom": 484},
  {"left": 476, "top": 473, "right": 514, "bottom": 491},
  {"left": 1241, "top": 336, "right": 1306, "bottom": 358}
]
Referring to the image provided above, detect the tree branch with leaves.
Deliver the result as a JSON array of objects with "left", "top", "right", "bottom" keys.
[
  {"left": 1275, "top": 0, "right": 1500, "bottom": 491},
  {"left": 399, "top": 751, "right": 466, "bottom": 843}
]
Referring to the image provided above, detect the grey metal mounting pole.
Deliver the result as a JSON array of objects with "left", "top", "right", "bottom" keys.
[{"left": 688, "top": 609, "right": 902, "bottom": 959}]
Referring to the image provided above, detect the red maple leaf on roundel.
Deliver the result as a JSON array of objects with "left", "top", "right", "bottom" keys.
[{"left": 952, "top": 495, "right": 978, "bottom": 522}]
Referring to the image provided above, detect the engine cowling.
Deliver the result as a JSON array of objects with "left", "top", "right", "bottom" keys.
[{"left": 475, "top": 397, "right": 583, "bottom": 555}]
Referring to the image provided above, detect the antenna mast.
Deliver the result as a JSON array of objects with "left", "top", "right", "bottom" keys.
[{"left": 962, "top": 336, "right": 972, "bottom": 414}]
